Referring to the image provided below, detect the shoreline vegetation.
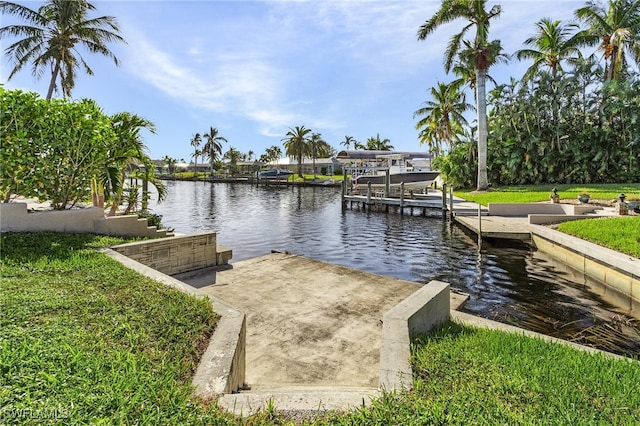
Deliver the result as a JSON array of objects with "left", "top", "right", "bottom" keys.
[{"left": 1, "top": 233, "right": 638, "bottom": 424}]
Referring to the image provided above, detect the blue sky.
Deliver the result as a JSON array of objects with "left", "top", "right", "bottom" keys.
[{"left": 2, "top": 0, "right": 585, "bottom": 161}]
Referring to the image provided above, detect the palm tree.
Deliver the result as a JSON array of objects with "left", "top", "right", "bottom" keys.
[
  {"left": 414, "top": 81, "right": 474, "bottom": 157},
  {"left": 282, "top": 125, "right": 312, "bottom": 177},
  {"left": 418, "top": 0, "right": 502, "bottom": 191},
  {"left": 190, "top": 133, "right": 201, "bottom": 177},
  {"left": 0, "top": 0, "right": 125, "bottom": 100},
  {"left": 191, "top": 148, "right": 202, "bottom": 177},
  {"left": 516, "top": 18, "right": 584, "bottom": 80},
  {"left": 308, "top": 132, "right": 327, "bottom": 179},
  {"left": 162, "top": 155, "right": 177, "bottom": 177},
  {"left": 452, "top": 39, "right": 506, "bottom": 98},
  {"left": 263, "top": 145, "right": 282, "bottom": 164},
  {"left": 353, "top": 140, "right": 366, "bottom": 150},
  {"left": 341, "top": 135, "right": 356, "bottom": 150},
  {"left": 202, "top": 126, "right": 227, "bottom": 176},
  {"left": 575, "top": 0, "right": 640, "bottom": 82},
  {"left": 223, "top": 146, "right": 242, "bottom": 176},
  {"left": 365, "top": 133, "right": 393, "bottom": 150},
  {"left": 103, "top": 112, "right": 166, "bottom": 216}
]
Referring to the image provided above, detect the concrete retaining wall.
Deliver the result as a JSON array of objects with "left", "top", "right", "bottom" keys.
[
  {"left": 531, "top": 225, "right": 639, "bottom": 316},
  {"left": 379, "top": 280, "right": 450, "bottom": 391},
  {"left": 0, "top": 202, "right": 169, "bottom": 238},
  {"left": 111, "top": 232, "right": 232, "bottom": 275},
  {"left": 489, "top": 202, "right": 599, "bottom": 217},
  {"left": 100, "top": 248, "right": 246, "bottom": 395}
]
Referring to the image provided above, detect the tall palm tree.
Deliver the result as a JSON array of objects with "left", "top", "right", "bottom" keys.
[
  {"left": 341, "top": 135, "right": 356, "bottom": 150},
  {"left": 516, "top": 18, "right": 584, "bottom": 80},
  {"left": 0, "top": 0, "right": 125, "bottom": 100},
  {"left": 202, "top": 126, "right": 227, "bottom": 175},
  {"left": 451, "top": 39, "right": 504, "bottom": 97},
  {"left": 418, "top": 0, "right": 502, "bottom": 191},
  {"left": 190, "top": 133, "right": 201, "bottom": 177},
  {"left": 575, "top": 0, "right": 640, "bottom": 82},
  {"left": 414, "top": 81, "right": 474, "bottom": 157},
  {"left": 282, "top": 125, "right": 312, "bottom": 177},
  {"left": 308, "top": 132, "right": 327, "bottom": 179}
]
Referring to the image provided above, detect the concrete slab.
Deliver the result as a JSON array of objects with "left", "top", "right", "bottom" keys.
[
  {"left": 455, "top": 215, "right": 532, "bottom": 240},
  {"left": 193, "top": 252, "right": 422, "bottom": 390},
  {"left": 181, "top": 252, "right": 469, "bottom": 415}
]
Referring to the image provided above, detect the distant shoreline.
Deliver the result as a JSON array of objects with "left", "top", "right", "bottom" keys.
[{"left": 157, "top": 175, "right": 342, "bottom": 187}]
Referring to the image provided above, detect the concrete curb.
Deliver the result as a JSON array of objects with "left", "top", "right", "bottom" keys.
[
  {"left": 380, "top": 280, "right": 450, "bottom": 391},
  {"left": 100, "top": 248, "right": 246, "bottom": 396}
]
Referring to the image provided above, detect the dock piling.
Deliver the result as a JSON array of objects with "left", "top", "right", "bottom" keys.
[{"left": 441, "top": 184, "right": 447, "bottom": 219}]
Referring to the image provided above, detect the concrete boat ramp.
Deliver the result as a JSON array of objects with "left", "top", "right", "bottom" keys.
[{"left": 176, "top": 252, "right": 467, "bottom": 416}]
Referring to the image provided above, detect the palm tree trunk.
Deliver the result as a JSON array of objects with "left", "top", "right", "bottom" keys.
[
  {"left": 46, "top": 60, "right": 61, "bottom": 100},
  {"left": 476, "top": 67, "right": 489, "bottom": 191}
]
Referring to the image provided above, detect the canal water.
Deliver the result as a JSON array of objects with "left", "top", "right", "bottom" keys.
[{"left": 150, "top": 180, "right": 639, "bottom": 356}]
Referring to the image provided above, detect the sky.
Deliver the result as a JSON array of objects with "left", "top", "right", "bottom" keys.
[{"left": 1, "top": 0, "right": 587, "bottom": 162}]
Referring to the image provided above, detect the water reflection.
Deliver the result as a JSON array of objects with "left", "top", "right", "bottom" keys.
[{"left": 150, "top": 180, "right": 639, "bottom": 356}]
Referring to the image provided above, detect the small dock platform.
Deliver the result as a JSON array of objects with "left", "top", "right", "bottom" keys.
[{"left": 454, "top": 215, "right": 532, "bottom": 241}]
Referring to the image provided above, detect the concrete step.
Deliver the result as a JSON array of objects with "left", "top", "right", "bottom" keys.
[{"left": 218, "top": 386, "right": 380, "bottom": 416}]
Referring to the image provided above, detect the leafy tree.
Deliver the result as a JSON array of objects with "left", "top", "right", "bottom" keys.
[
  {"left": 575, "top": 0, "right": 640, "bottom": 82},
  {"left": 1, "top": 88, "right": 45, "bottom": 202},
  {"left": 0, "top": 0, "right": 125, "bottom": 100},
  {"left": 418, "top": 0, "right": 502, "bottom": 191},
  {"left": 516, "top": 17, "right": 584, "bottom": 80},
  {"left": 202, "top": 126, "right": 227, "bottom": 175},
  {"left": 414, "top": 81, "right": 473, "bottom": 156},
  {"left": 0, "top": 88, "right": 114, "bottom": 209},
  {"left": 282, "top": 125, "right": 312, "bottom": 176}
]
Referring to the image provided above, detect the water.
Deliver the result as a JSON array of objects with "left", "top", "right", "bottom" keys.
[{"left": 149, "top": 180, "right": 639, "bottom": 356}]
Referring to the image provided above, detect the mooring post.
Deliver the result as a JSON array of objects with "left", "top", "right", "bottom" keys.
[
  {"left": 449, "top": 184, "right": 454, "bottom": 220},
  {"left": 441, "top": 183, "right": 447, "bottom": 219},
  {"left": 477, "top": 203, "right": 483, "bottom": 249},
  {"left": 341, "top": 177, "right": 346, "bottom": 211},
  {"left": 367, "top": 181, "right": 372, "bottom": 208},
  {"left": 385, "top": 169, "right": 390, "bottom": 198},
  {"left": 400, "top": 182, "right": 405, "bottom": 215}
]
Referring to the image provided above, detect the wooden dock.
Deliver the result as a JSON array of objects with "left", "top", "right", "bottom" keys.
[{"left": 342, "top": 190, "right": 487, "bottom": 217}]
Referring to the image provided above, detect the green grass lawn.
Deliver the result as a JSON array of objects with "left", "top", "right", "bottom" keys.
[
  {"left": 310, "top": 322, "right": 640, "bottom": 425},
  {"left": 0, "top": 233, "right": 236, "bottom": 425},
  {"left": 2, "top": 233, "right": 639, "bottom": 425},
  {"left": 557, "top": 216, "right": 640, "bottom": 258},
  {"left": 454, "top": 183, "right": 640, "bottom": 205}
]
